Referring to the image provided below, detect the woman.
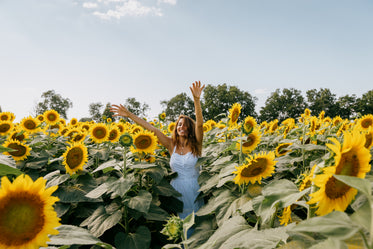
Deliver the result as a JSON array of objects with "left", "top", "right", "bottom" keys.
[{"left": 110, "top": 81, "right": 205, "bottom": 219}]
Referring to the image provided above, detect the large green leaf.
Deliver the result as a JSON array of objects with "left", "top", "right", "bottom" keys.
[
  {"left": 142, "top": 165, "right": 165, "bottom": 184},
  {"left": 114, "top": 226, "right": 151, "bottom": 249},
  {"left": 333, "top": 174, "right": 372, "bottom": 197},
  {"left": 126, "top": 190, "right": 152, "bottom": 214},
  {"left": 55, "top": 185, "right": 102, "bottom": 203},
  {"left": 80, "top": 205, "right": 122, "bottom": 237},
  {"left": 196, "top": 216, "right": 250, "bottom": 249},
  {"left": 0, "top": 164, "right": 22, "bottom": 177},
  {"left": 219, "top": 226, "right": 289, "bottom": 249},
  {"left": 153, "top": 178, "right": 181, "bottom": 197},
  {"left": 290, "top": 211, "right": 359, "bottom": 240},
  {"left": 143, "top": 203, "right": 169, "bottom": 221},
  {"left": 92, "top": 159, "right": 122, "bottom": 173},
  {"left": 44, "top": 170, "right": 70, "bottom": 188},
  {"left": 48, "top": 225, "right": 103, "bottom": 246},
  {"left": 309, "top": 238, "right": 348, "bottom": 249}
]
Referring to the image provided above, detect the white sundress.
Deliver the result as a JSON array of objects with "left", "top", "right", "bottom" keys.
[{"left": 170, "top": 147, "right": 204, "bottom": 219}]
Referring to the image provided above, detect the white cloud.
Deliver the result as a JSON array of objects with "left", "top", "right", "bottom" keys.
[
  {"left": 84, "top": 0, "right": 168, "bottom": 20},
  {"left": 83, "top": 2, "right": 98, "bottom": 9},
  {"left": 158, "top": 0, "right": 177, "bottom": 5}
]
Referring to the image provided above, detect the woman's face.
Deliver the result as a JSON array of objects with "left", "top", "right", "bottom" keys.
[{"left": 177, "top": 118, "right": 188, "bottom": 137}]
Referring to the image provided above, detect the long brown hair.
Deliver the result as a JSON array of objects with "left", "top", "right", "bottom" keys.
[{"left": 172, "top": 115, "right": 201, "bottom": 157}]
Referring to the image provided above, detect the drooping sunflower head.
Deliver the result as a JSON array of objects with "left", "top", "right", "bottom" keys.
[
  {"left": 119, "top": 133, "right": 133, "bottom": 147},
  {"left": 242, "top": 115, "right": 257, "bottom": 134},
  {"left": 131, "top": 130, "right": 158, "bottom": 154},
  {"left": 275, "top": 143, "right": 292, "bottom": 157},
  {"left": 332, "top": 116, "right": 343, "bottom": 127},
  {"left": 236, "top": 129, "right": 261, "bottom": 154},
  {"left": 0, "top": 174, "right": 61, "bottom": 249},
  {"left": 89, "top": 123, "right": 110, "bottom": 143},
  {"left": 232, "top": 151, "right": 277, "bottom": 185},
  {"left": 43, "top": 110, "right": 60, "bottom": 125},
  {"left": 0, "top": 121, "right": 14, "bottom": 136},
  {"left": 318, "top": 110, "right": 325, "bottom": 120},
  {"left": 71, "top": 129, "right": 88, "bottom": 143},
  {"left": 2, "top": 139, "right": 31, "bottom": 161},
  {"left": 20, "top": 116, "right": 41, "bottom": 133},
  {"left": 228, "top": 103, "right": 242, "bottom": 126},
  {"left": 358, "top": 114, "right": 373, "bottom": 131},
  {"left": 62, "top": 142, "right": 89, "bottom": 175},
  {"left": 168, "top": 122, "right": 176, "bottom": 134},
  {"left": 303, "top": 108, "right": 311, "bottom": 117},
  {"left": 279, "top": 206, "right": 293, "bottom": 226},
  {"left": 203, "top": 123, "right": 212, "bottom": 133},
  {"left": 308, "top": 129, "right": 372, "bottom": 215},
  {"left": 131, "top": 124, "right": 143, "bottom": 134}
]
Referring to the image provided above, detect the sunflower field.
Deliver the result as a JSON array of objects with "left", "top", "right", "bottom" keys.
[{"left": 0, "top": 107, "right": 373, "bottom": 249}]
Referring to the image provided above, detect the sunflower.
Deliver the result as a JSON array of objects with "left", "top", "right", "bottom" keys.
[
  {"left": 358, "top": 114, "right": 373, "bottom": 131},
  {"left": 0, "top": 174, "right": 61, "bottom": 249},
  {"left": 303, "top": 108, "right": 311, "bottom": 117},
  {"left": 159, "top": 112, "right": 166, "bottom": 121},
  {"left": 131, "top": 130, "right": 158, "bottom": 154},
  {"left": 364, "top": 128, "right": 373, "bottom": 149},
  {"left": 43, "top": 110, "right": 60, "bottom": 125},
  {"left": 20, "top": 116, "right": 40, "bottom": 133},
  {"left": 0, "top": 112, "right": 15, "bottom": 122},
  {"left": 37, "top": 114, "right": 45, "bottom": 122},
  {"left": 89, "top": 123, "right": 109, "bottom": 143},
  {"left": 168, "top": 122, "right": 176, "bottom": 133},
  {"left": 114, "top": 123, "right": 125, "bottom": 134},
  {"left": 69, "top": 118, "right": 78, "bottom": 126},
  {"left": 62, "top": 142, "right": 88, "bottom": 175},
  {"left": 298, "top": 165, "right": 317, "bottom": 191},
  {"left": 242, "top": 116, "right": 257, "bottom": 134},
  {"left": 119, "top": 133, "right": 133, "bottom": 147},
  {"left": 332, "top": 116, "right": 343, "bottom": 127},
  {"left": 71, "top": 130, "right": 87, "bottom": 143},
  {"left": 131, "top": 124, "right": 143, "bottom": 134},
  {"left": 9, "top": 129, "right": 29, "bottom": 142},
  {"left": 236, "top": 129, "right": 261, "bottom": 153},
  {"left": 308, "top": 129, "right": 371, "bottom": 215},
  {"left": 228, "top": 103, "right": 242, "bottom": 126},
  {"left": 279, "top": 206, "right": 292, "bottom": 226},
  {"left": 108, "top": 126, "right": 120, "bottom": 143},
  {"left": 275, "top": 143, "right": 292, "bottom": 157},
  {"left": 2, "top": 139, "right": 31, "bottom": 161},
  {"left": 0, "top": 121, "right": 14, "bottom": 136},
  {"left": 232, "top": 151, "right": 277, "bottom": 185},
  {"left": 318, "top": 110, "right": 325, "bottom": 120},
  {"left": 203, "top": 123, "right": 211, "bottom": 133}
]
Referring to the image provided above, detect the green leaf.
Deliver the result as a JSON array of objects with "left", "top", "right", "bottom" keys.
[
  {"left": 109, "top": 176, "right": 135, "bottom": 198},
  {"left": 0, "top": 164, "right": 22, "bottom": 176},
  {"left": 143, "top": 203, "right": 169, "bottom": 221},
  {"left": 309, "top": 238, "right": 348, "bottom": 249},
  {"left": 153, "top": 178, "right": 181, "bottom": 197},
  {"left": 48, "top": 225, "right": 102, "bottom": 245},
  {"left": 126, "top": 190, "right": 152, "bottom": 214},
  {"left": 350, "top": 198, "right": 371, "bottom": 231},
  {"left": 114, "top": 226, "right": 151, "bottom": 249},
  {"left": 142, "top": 165, "right": 165, "bottom": 184},
  {"left": 80, "top": 206, "right": 122, "bottom": 237},
  {"left": 45, "top": 171, "right": 70, "bottom": 188},
  {"left": 55, "top": 185, "right": 102, "bottom": 203},
  {"left": 290, "top": 211, "right": 359, "bottom": 240},
  {"left": 196, "top": 216, "right": 250, "bottom": 249},
  {"left": 220, "top": 226, "right": 289, "bottom": 249},
  {"left": 92, "top": 159, "right": 121, "bottom": 173},
  {"left": 183, "top": 212, "right": 195, "bottom": 241},
  {"left": 0, "top": 154, "right": 16, "bottom": 167},
  {"left": 129, "top": 163, "right": 157, "bottom": 169},
  {"left": 333, "top": 174, "right": 372, "bottom": 197}
]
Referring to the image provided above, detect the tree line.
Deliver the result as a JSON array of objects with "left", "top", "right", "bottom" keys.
[{"left": 25, "top": 85, "right": 373, "bottom": 123}]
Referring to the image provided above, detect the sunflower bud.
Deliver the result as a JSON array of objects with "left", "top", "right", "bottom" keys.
[
  {"left": 161, "top": 215, "right": 183, "bottom": 241},
  {"left": 119, "top": 133, "right": 133, "bottom": 147}
]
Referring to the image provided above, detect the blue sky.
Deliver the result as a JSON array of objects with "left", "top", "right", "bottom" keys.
[{"left": 1, "top": 0, "right": 372, "bottom": 122}]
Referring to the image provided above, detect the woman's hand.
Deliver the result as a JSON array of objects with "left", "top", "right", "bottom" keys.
[
  {"left": 190, "top": 81, "right": 205, "bottom": 99},
  {"left": 110, "top": 104, "right": 130, "bottom": 118}
]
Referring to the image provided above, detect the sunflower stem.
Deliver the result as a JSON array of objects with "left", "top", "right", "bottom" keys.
[
  {"left": 369, "top": 199, "right": 373, "bottom": 248},
  {"left": 359, "top": 229, "right": 371, "bottom": 249},
  {"left": 239, "top": 130, "right": 243, "bottom": 166},
  {"left": 122, "top": 147, "right": 127, "bottom": 177}
]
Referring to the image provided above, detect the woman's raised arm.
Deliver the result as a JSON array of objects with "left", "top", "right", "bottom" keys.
[
  {"left": 110, "top": 104, "right": 172, "bottom": 152},
  {"left": 190, "top": 81, "right": 205, "bottom": 145}
]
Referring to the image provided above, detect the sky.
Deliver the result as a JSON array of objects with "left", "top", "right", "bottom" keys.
[{"left": 1, "top": 0, "right": 372, "bottom": 122}]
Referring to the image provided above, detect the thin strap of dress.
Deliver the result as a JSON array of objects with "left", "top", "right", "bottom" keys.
[{"left": 173, "top": 145, "right": 176, "bottom": 154}]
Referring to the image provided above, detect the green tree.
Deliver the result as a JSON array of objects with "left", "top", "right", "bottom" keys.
[
  {"left": 89, "top": 102, "right": 104, "bottom": 122},
  {"left": 202, "top": 83, "right": 257, "bottom": 121},
  {"left": 306, "top": 88, "right": 337, "bottom": 117},
  {"left": 335, "top": 94, "right": 358, "bottom": 119},
  {"left": 356, "top": 90, "right": 373, "bottom": 116},
  {"left": 102, "top": 103, "right": 115, "bottom": 122},
  {"left": 160, "top": 93, "right": 195, "bottom": 122},
  {"left": 124, "top": 98, "right": 149, "bottom": 118},
  {"left": 259, "top": 88, "right": 306, "bottom": 123},
  {"left": 34, "top": 90, "right": 73, "bottom": 119}
]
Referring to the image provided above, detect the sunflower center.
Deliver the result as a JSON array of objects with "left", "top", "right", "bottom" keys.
[
  {"left": 243, "top": 137, "right": 255, "bottom": 147},
  {"left": 0, "top": 195, "right": 44, "bottom": 246},
  {"left": 0, "top": 123, "right": 11, "bottom": 133},
  {"left": 241, "top": 159, "right": 266, "bottom": 177},
  {"left": 12, "top": 133, "right": 25, "bottom": 141},
  {"left": 231, "top": 111, "right": 239, "bottom": 123},
  {"left": 66, "top": 147, "right": 84, "bottom": 169},
  {"left": 109, "top": 130, "right": 118, "bottom": 140},
  {"left": 0, "top": 115, "right": 8, "bottom": 121},
  {"left": 7, "top": 143, "right": 27, "bottom": 157},
  {"left": 24, "top": 120, "right": 37, "bottom": 130},
  {"left": 335, "top": 152, "right": 359, "bottom": 177},
  {"left": 93, "top": 128, "right": 107, "bottom": 139},
  {"left": 47, "top": 114, "right": 57, "bottom": 122},
  {"left": 362, "top": 119, "right": 372, "bottom": 129},
  {"left": 135, "top": 135, "right": 151, "bottom": 149},
  {"left": 325, "top": 176, "right": 350, "bottom": 199},
  {"left": 278, "top": 144, "right": 290, "bottom": 154}
]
